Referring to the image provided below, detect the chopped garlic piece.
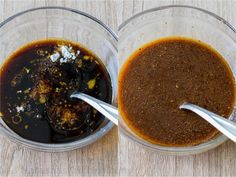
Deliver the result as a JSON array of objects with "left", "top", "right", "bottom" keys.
[
  {"left": 71, "top": 53, "right": 76, "bottom": 60},
  {"left": 76, "top": 50, "right": 80, "bottom": 56},
  {"left": 83, "top": 56, "right": 90, "bottom": 60},
  {"left": 16, "top": 106, "right": 24, "bottom": 113},
  {"left": 60, "top": 58, "right": 68, "bottom": 63},
  {"left": 17, "top": 90, "right": 22, "bottom": 93},
  {"left": 87, "top": 78, "right": 96, "bottom": 89},
  {"left": 24, "top": 125, "right": 29, "bottom": 129},
  {"left": 24, "top": 88, "right": 31, "bottom": 94},
  {"left": 39, "top": 95, "right": 46, "bottom": 104},
  {"left": 61, "top": 46, "right": 73, "bottom": 59},
  {"left": 50, "top": 52, "right": 60, "bottom": 62},
  {"left": 51, "top": 45, "right": 78, "bottom": 63},
  {"left": 24, "top": 67, "right": 30, "bottom": 73}
]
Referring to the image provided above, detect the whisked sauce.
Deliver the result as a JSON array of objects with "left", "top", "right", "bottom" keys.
[{"left": 119, "top": 37, "right": 235, "bottom": 146}]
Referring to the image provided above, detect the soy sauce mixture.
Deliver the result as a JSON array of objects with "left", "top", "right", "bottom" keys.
[
  {"left": 0, "top": 39, "right": 112, "bottom": 143},
  {"left": 119, "top": 37, "right": 235, "bottom": 146}
]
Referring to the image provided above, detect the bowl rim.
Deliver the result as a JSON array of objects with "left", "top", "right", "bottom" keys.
[
  {"left": 0, "top": 6, "right": 118, "bottom": 41},
  {"left": 118, "top": 5, "right": 236, "bottom": 155},
  {"left": 118, "top": 4, "right": 236, "bottom": 34},
  {"left": 0, "top": 6, "right": 118, "bottom": 152}
]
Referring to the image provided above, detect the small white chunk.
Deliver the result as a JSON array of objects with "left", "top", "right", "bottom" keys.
[
  {"left": 17, "top": 90, "right": 22, "bottom": 93},
  {"left": 71, "top": 53, "right": 76, "bottom": 60},
  {"left": 50, "top": 52, "right": 60, "bottom": 62},
  {"left": 60, "top": 58, "right": 68, "bottom": 63},
  {"left": 76, "top": 50, "right": 80, "bottom": 56},
  {"left": 61, "top": 46, "right": 72, "bottom": 59},
  {"left": 16, "top": 106, "right": 24, "bottom": 113}
]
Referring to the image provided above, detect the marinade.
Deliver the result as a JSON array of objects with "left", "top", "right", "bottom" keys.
[
  {"left": 119, "top": 37, "right": 235, "bottom": 146},
  {"left": 0, "top": 39, "right": 112, "bottom": 143}
]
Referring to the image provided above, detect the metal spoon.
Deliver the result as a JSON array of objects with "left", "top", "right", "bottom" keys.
[
  {"left": 180, "top": 102, "right": 236, "bottom": 143},
  {"left": 70, "top": 92, "right": 118, "bottom": 125},
  {"left": 70, "top": 93, "right": 236, "bottom": 143}
]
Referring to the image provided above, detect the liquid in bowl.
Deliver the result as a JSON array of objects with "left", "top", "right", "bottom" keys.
[
  {"left": 0, "top": 39, "right": 112, "bottom": 143},
  {"left": 118, "top": 36, "right": 235, "bottom": 147}
]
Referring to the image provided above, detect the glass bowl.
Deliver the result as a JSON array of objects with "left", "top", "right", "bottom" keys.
[
  {"left": 118, "top": 5, "right": 236, "bottom": 155},
  {"left": 0, "top": 7, "right": 118, "bottom": 152}
]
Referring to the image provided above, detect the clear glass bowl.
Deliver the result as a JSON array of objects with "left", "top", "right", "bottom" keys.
[
  {"left": 118, "top": 5, "right": 236, "bottom": 155},
  {"left": 0, "top": 7, "right": 118, "bottom": 152}
]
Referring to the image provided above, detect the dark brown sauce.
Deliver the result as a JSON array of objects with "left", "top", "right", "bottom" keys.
[
  {"left": 118, "top": 37, "right": 235, "bottom": 146},
  {"left": 0, "top": 39, "right": 112, "bottom": 143}
]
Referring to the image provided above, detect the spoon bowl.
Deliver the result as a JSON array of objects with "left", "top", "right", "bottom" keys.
[
  {"left": 71, "top": 92, "right": 118, "bottom": 125},
  {"left": 180, "top": 102, "right": 236, "bottom": 143}
]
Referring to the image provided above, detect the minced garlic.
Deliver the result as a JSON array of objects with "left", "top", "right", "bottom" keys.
[
  {"left": 50, "top": 45, "right": 80, "bottom": 63},
  {"left": 16, "top": 105, "right": 24, "bottom": 113},
  {"left": 87, "top": 78, "right": 96, "bottom": 89},
  {"left": 83, "top": 56, "right": 90, "bottom": 60}
]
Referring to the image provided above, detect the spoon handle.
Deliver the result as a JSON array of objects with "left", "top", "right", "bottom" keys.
[
  {"left": 71, "top": 93, "right": 118, "bottom": 125},
  {"left": 180, "top": 102, "right": 236, "bottom": 143}
]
